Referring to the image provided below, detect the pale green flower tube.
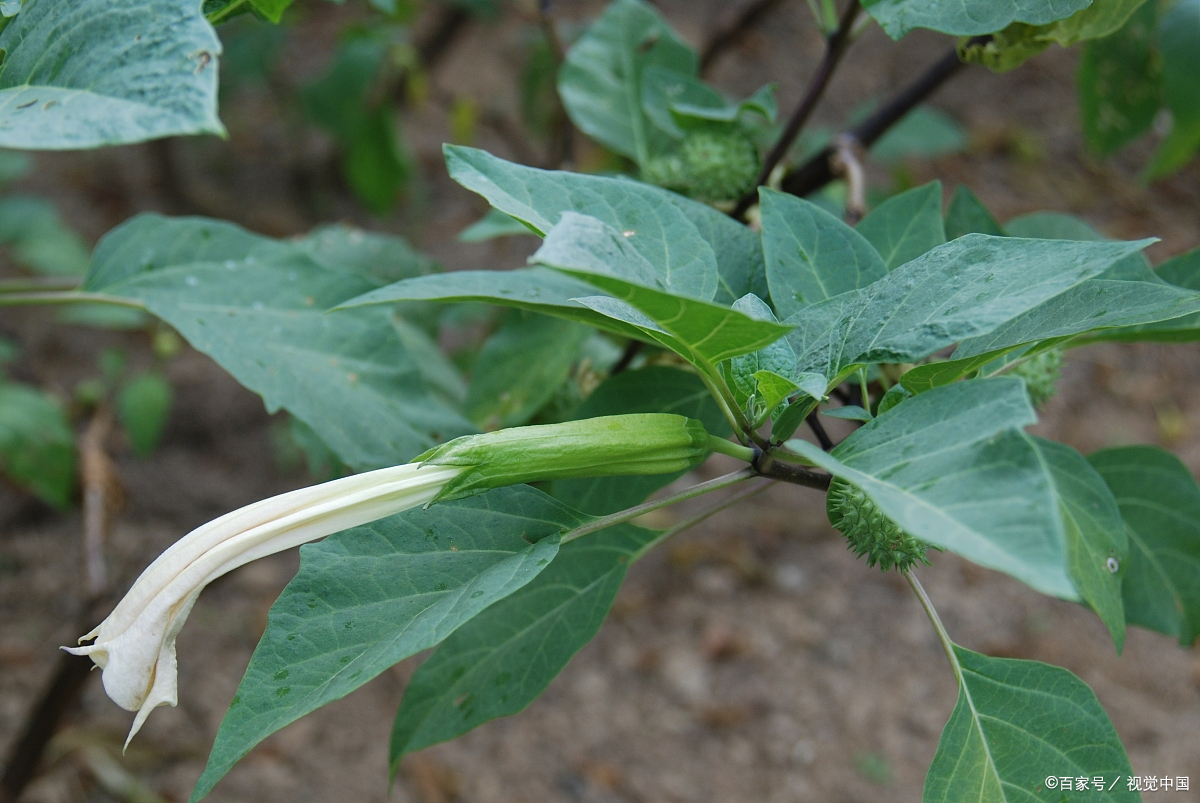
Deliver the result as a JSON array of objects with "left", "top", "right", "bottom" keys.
[{"left": 66, "top": 463, "right": 464, "bottom": 746}]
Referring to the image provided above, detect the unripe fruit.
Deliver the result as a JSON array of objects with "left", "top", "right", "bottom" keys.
[
  {"left": 641, "top": 130, "right": 761, "bottom": 203},
  {"left": 827, "top": 478, "right": 933, "bottom": 572},
  {"left": 1010, "top": 348, "right": 1062, "bottom": 407}
]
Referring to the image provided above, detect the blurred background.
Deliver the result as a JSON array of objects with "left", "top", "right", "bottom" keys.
[{"left": 1, "top": 1, "right": 1198, "bottom": 801}]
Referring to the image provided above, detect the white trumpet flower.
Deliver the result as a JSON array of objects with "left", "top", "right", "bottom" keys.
[{"left": 65, "top": 462, "right": 464, "bottom": 746}]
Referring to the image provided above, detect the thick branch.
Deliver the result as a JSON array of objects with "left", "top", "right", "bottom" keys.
[
  {"left": 753, "top": 450, "right": 832, "bottom": 491},
  {"left": 700, "top": 0, "right": 786, "bottom": 73},
  {"left": 732, "top": 0, "right": 861, "bottom": 219},
  {"left": 779, "top": 42, "right": 979, "bottom": 199}
]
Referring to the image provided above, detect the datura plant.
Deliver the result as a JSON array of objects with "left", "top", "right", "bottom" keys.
[{"left": 0, "top": 0, "right": 1197, "bottom": 800}]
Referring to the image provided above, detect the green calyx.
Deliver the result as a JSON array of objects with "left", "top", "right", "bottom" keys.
[
  {"left": 1009, "top": 348, "right": 1063, "bottom": 407},
  {"left": 641, "top": 129, "right": 761, "bottom": 203},
  {"left": 827, "top": 478, "right": 933, "bottom": 572},
  {"left": 415, "top": 413, "right": 715, "bottom": 503}
]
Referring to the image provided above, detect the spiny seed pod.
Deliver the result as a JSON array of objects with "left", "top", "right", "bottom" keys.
[
  {"left": 1010, "top": 348, "right": 1063, "bottom": 407},
  {"left": 826, "top": 478, "right": 933, "bottom": 572},
  {"left": 641, "top": 130, "right": 761, "bottom": 203}
]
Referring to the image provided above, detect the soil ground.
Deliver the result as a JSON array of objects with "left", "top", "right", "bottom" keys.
[{"left": 2, "top": 2, "right": 1199, "bottom": 802}]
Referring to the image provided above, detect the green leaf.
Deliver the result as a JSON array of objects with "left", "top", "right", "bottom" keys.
[
  {"left": 465, "top": 312, "right": 590, "bottom": 429},
  {"left": 862, "top": 0, "right": 1090, "bottom": 38},
  {"left": 944, "top": 185, "right": 1004, "bottom": 240},
  {"left": 822, "top": 404, "right": 872, "bottom": 421},
  {"left": 0, "top": 196, "right": 90, "bottom": 275},
  {"left": 557, "top": 0, "right": 695, "bottom": 164},
  {"left": 641, "top": 66, "right": 774, "bottom": 136},
  {"left": 1079, "top": 1, "right": 1161, "bottom": 155},
  {"left": 390, "top": 522, "right": 656, "bottom": 765},
  {"left": 724, "top": 293, "right": 798, "bottom": 412},
  {"left": 296, "top": 223, "right": 436, "bottom": 288},
  {"left": 337, "top": 267, "right": 651, "bottom": 342},
  {"left": 444, "top": 145, "right": 765, "bottom": 303},
  {"left": 532, "top": 213, "right": 792, "bottom": 370},
  {"left": 789, "top": 378, "right": 1077, "bottom": 597},
  {"left": 117, "top": 373, "right": 173, "bottom": 458},
  {"left": 963, "top": 0, "right": 1153, "bottom": 73},
  {"left": 303, "top": 36, "right": 409, "bottom": 213},
  {"left": 85, "top": 215, "right": 475, "bottom": 470},
  {"left": 924, "top": 645, "right": 1138, "bottom": 802},
  {"left": 1004, "top": 211, "right": 1102, "bottom": 241},
  {"left": 869, "top": 107, "right": 967, "bottom": 162},
  {"left": 550, "top": 366, "right": 729, "bottom": 515},
  {"left": 0, "top": 0, "right": 222, "bottom": 148},
  {"left": 855, "top": 182, "right": 947, "bottom": 270},
  {"left": 1144, "top": 0, "right": 1200, "bottom": 179},
  {"left": 760, "top": 188, "right": 887, "bottom": 317},
  {"left": 191, "top": 486, "right": 567, "bottom": 801},
  {"left": 1155, "top": 244, "right": 1200, "bottom": 289},
  {"left": 1030, "top": 437, "right": 1127, "bottom": 650},
  {"left": 788, "top": 234, "right": 1154, "bottom": 381},
  {"left": 952, "top": 277, "right": 1200, "bottom": 358},
  {"left": 0, "top": 380, "right": 75, "bottom": 508},
  {"left": 247, "top": 0, "right": 292, "bottom": 23},
  {"left": 457, "top": 209, "right": 534, "bottom": 242},
  {"left": 1089, "top": 445, "right": 1200, "bottom": 646}
]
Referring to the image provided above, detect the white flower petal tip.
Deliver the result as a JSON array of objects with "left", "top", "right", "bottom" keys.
[{"left": 64, "top": 463, "right": 463, "bottom": 744}]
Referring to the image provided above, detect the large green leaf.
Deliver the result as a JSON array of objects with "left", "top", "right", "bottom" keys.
[
  {"left": 1031, "top": 437, "right": 1127, "bottom": 650},
  {"left": 336, "top": 268, "right": 650, "bottom": 342},
  {"left": 0, "top": 380, "right": 75, "bottom": 508},
  {"left": 787, "top": 234, "right": 1153, "bottom": 381},
  {"left": 1145, "top": 0, "right": 1200, "bottom": 179},
  {"left": 1079, "top": 1, "right": 1161, "bottom": 156},
  {"left": 390, "top": 523, "right": 656, "bottom": 765},
  {"left": 944, "top": 185, "right": 1004, "bottom": 240},
  {"left": 85, "top": 215, "right": 473, "bottom": 470},
  {"left": 855, "top": 182, "right": 947, "bottom": 271},
  {"left": 789, "top": 378, "right": 1077, "bottom": 597},
  {"left": 759, "top": 189, "right": 886, "bottom": 317},
  {"left": 444, "top": 146, "right": 765, "bottom": 303},
  {"left": 191, "top": 486, "right": 570, "bottom": 801},
  {"left": 532, "top": 213, "right": 792, "bottom": 370},
  {"left": 557, "top": 0, "right": 695, "bottom": 164},
  {"left": 1096, "top": 246, "right": 1200, "bottom": 341},
  {"left": 0, "top": 0, "right": 222, "bottom": 148},
  {"left": 862, "top": 0, "right": 1090, "bottom": 38},
  {"left": 550, "top": 366, "right": 729, "bottom": 516},
  {"left": 465, "top": 312, "right": 590, "bottom": 429},
  {"left": 1089, "top": 445, "right": 1200, "bottom": 646},
  {"left": 925, "top": 645, "right": 1138, "bottom": 802}
]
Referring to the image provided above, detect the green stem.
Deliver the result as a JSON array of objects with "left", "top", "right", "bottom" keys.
[
  {"left": 0, "top": 277, "right": 82, "bottom": 293},
  {"left": 857, "top": 368, "right": 872, "bottom": 416},
  {"left": 0, "top": 292, "right": 146, "bottom": 310},
  {"left": 904, "top": 570, "right": 963, "bottom": 685},
  {"left": 559, "top": 467, "right": 756, "bottom": 545},
  {"left": 631, "top": 481, "right": 770, "bottom": 561},
  {"left": 206, "top": 0, "right": 248, "bottom": 23},
  {"left": 707, "top": 436, "right": 756, "bottom": 463}
]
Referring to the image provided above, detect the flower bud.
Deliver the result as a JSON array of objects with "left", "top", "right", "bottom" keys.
[{"left": 415, "top": 413, "right": 712, "bottom": 502}]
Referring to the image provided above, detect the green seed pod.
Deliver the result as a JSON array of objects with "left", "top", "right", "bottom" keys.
[
  {"left": 826, "top": 478, "right": 932, "bottom": 572},
  {"left": 1010, "top": 348, "right": 1063, "bottom": 407},
  {"left": 641, "top": 130, "right": 761, "bottom": 203},
  {"left": 414, "top": 413, "right": 712, "bottom": 503}
]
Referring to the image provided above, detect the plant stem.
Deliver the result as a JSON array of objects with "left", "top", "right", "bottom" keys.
[
  {"left": 752, "top": 449, "right": 832, "bottom": 490},
  {"left": 779, "top": 40, "right": 984, "bottom": 199},
  {"left": 805, "top": 411, "right": 835, "bottom": 450},
  {"left": 700, "top": 0, "right": 786, "bottom": 73},
  {"left": 560, "top": 467, "right": 757, "bottom": 544},
  {"left": 904, "top": 570, "right": 963, "bottom": 684},
  {"left": 632, "top": 481, "right": 771, "bottom": 561},
  {"left": 0, "top": 277, "right": 81, "bottom": 293},
  {"left": 732, "top": 0, "right": 861, "bottom": 219},
  {"left": 832, "top": 134, "right": 866, "bottom": 224},
  {"left": 0, "top": 291, "right": 146, "bottom": 310},
  {"left": 707, "top": 435, "right": 757, "bottom": 463}
]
